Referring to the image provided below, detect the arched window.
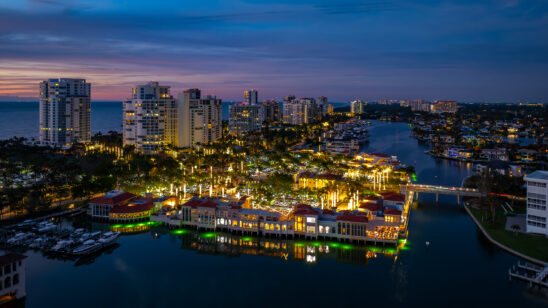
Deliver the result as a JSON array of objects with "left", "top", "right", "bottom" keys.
[
  {"left": 4, "top": 277, "right": 11, "bottom": 288},
  {"left": 13, "top": 274, "right": 19, "bottom": 285}
]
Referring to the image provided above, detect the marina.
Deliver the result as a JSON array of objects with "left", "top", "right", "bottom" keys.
[
  {"left": 1, "top": 220, "right": 121, "bottom": 258},
  {"left": 2, "top": 120, "right": 546, "bottom": 307}
]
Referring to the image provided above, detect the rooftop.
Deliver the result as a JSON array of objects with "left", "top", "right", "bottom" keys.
[{"left": 525, "top": 170, "right": 548, "bottom": 181}]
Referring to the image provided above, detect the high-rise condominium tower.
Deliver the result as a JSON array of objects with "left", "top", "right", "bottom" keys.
[
  {"left": 39, "top": 78, "right": 91, "bottom": 147},
  {"left": 123, "top": 81, "right": 176, "bottom": 154},
  {"left": 244, "top": 89, "right": 258, "bottom": 105},
  {"left": 177, "top": 88, "right": 222, "bottom": 148}
]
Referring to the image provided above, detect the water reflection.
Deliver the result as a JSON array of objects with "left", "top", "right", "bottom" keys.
[{"left": 171, "top": 230, "right": 405, "bottom": 266}]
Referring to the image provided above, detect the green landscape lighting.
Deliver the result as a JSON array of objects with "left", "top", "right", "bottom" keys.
[
  {"left": 328, "top": 242, "right": 340, "bottom": 248},
  {"left": 171, "top": 229, "right": 187, "bottom": 235},
  {"left": 111, "top": 224, "right": 122, "bottom": 228},
  {"left": 295, "top": 242, "right": 304, "bottom": 247},
  {"left": 342, "top": 244, "right": 353, "bottom": 250},
  {"left": 202, "top": 232, "right": 215, "bottom": 238},
  {"left": 242, "top": 237, "right": 253, "bottom": 241},
  {"left": 125, "top": 224, "right": 135, "bottom": 228},
  {"left": 312, "top": 242, "right": 321, "bottom": 247},
  {"left": 411, "top": 173, "right": 417, "bottom": 182}
]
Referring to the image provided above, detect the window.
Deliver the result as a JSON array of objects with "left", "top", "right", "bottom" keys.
[
  {"left": 13, "top": 274, "right": 19, "bottom": 285},
  {"left": 306, "top": 217, "right": 316, "bottom": 224},
  {"left": 4, "top": 277, "right": 10, "bottom": 288}
]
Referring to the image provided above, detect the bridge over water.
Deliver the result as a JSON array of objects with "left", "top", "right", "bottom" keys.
[{"left": 400, "top": 184, "right": 484, "bottom": 205}]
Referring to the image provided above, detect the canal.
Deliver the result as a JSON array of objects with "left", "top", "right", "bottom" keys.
[{"left": 21, "top": 120, "right": 548, "bottom": 307}]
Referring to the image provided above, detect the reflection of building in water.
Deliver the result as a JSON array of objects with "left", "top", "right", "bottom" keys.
[
  {"left": 0, "top": 251, "right": 26, "bottom": 306},
  {"left": 176, "top": 231, "right": 399, "bottom": 266}
]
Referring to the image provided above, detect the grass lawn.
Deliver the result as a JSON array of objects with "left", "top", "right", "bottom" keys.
[{"left": 469, "top": 207, "right": 548, "bottom": 263}]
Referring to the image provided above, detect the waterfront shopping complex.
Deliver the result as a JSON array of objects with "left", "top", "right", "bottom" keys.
[{"left": 89, "top": 153, "right": 412, "bottom": 245}]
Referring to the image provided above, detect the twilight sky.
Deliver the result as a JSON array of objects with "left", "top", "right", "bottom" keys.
[{"left": 1, "top": 0, "right": 547, "bottom": 102}]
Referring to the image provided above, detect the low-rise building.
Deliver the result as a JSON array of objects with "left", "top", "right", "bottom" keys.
[
  {"left": 524, "top": 170, "right": 548, "bottom": 236},
  {"left": 0, "top": 251, "right": 26, "bottom": 305},
  {"left": 88, "top": 190, "right": 136, "bottom": 219},
  {"left": 88, "top": 190, "right": 173, "bottom": 222}
]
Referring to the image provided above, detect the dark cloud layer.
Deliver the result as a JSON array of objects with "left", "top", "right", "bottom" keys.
[{"left": 0, "top": 0, "right": 547, "bottom": 101}]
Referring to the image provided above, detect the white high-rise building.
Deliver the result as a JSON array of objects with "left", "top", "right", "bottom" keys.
[
  {"left": 123, "top": 82, "right": 176, "bottom": 154},
  {"left": 350, "top": 99, "right": 365, "bottom": 115},
  {"left": 177, "top": 88, "right": 222, "bottom": 148},
  {"left": 525, "top": 170, "right": 548, "bottom": 236},
  {"left": 39, "top": 78, "right": 91, "bottom": 147},
  {"left": 244, "top": 89, "right": 258, "bottom": 105}
]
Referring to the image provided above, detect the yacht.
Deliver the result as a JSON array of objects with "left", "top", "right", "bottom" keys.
[
  {"left": 51, "top": 239, "right": 74, "bottom": 252},
  {"left": 37, "top": 222, "right": 57, "bottom": 233},
  {"left": 7, "top": 233, "right": 31, "bottom": 245},
  {"left": 29, "top": 237, "right": 45, "bottom": 249},
  {"left": 72, "top": 240, "right": 102, "bottom": 256},
  {"left": 98, "top": 232, "right": 120, "bottom": 246}
]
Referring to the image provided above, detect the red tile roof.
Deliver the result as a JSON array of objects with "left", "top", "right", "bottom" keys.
[
  {"left": 182, "top": 199, "right": 203, "bottom": 208},
  {"left": 293, "top": 208, "right": 319, "bottom": 216},
  {"left": 337, "top": 215, "right": 368, "bottom": 223},
  {"left": 89, "top": 192, "right": 136, "bottom": 205},
  {"left": 384, "top": 209, "right": 402, "bottom": 216},
  {"left": 322, "top": 209, "right": 335, "bottom": 215},
  {"left": 110, "top": 199, "right": 154, "bottom": 214},
  {"left": 0, "top": 250, "right": 27, "bottom": 265},
  {"left": 369, "top": 153, "right": 390, "bottom": 158},
  {"left": 198, "top": 200, "right": 218, "bottom": 209},
  {"left": 360, "top": 202, "right": 382, "bottom": 212},
  {"left": 381, "top": 192, "right": 405, "bottom": 202}
]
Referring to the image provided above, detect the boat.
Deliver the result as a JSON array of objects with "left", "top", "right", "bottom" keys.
[
  {"left": 97, "top": 232, "right": 120, "bottom": 246},
  {"left": 73, "top": 228, "right": 85, "bottom": 235},
  {"left": 79, "top": 233, "right": 92, "bottom": 241},
  {"left": 51, "top": 239, "right": 74, "bottom": 252},
  {"left": 72, "top": 240, "right": 102, "bottom": 256},
  {"left": 90, "top": 231, "right": 102, "bottom": 239},
  {"left": 7, "top": 232, "right": 31, "bottom": 245},
  {"left": 17, "top": 219, "right": 34, "bottom": 228},
  {"left": 29, "top": 237, "right": 46, "bottom": 249},
  {"left": 37, "top": 222, "right": 57, "bottom": 233}
]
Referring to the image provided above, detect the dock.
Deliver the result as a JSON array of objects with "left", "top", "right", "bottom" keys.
[{"left": 509, "top": 262, "right": 548, "bottom": 288}]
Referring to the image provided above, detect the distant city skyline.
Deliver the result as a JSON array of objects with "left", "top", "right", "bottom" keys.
[{"left": 1, "top": 0, "right": 548, "bottom": 102}]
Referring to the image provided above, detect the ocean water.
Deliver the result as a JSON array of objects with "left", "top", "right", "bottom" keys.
[
  {"left": 0, "top": 101, "right": 349, "bottom": 140},
  {"left": 0, "top": 101, "right": 122, "bottom": 140}
]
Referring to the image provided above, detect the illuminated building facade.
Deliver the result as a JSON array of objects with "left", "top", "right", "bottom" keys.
[
  {"left": 0, "top": 251, "right": 26, "bottom": 305},
  {"left": 244, "top": 89, "right": 258, "bottom": 105},
  {"left": 177, "top": 88, "right": 222, "bottom": 148},
  {"left": 283, "top": 98, "right": 320, "bottom": 125},
  {"left": 350, "top": 99, "right": 365, "bottom": 115},
  {"left": 524, "top": 170, "right": 548, "bottom": 236},
  {"left": 39, "top": 78, "right": 91, "bottom": 147},
  {"left": 228, "top": 104, "right": 264, "bottom": 135},
  {"left": 261, "top": 99, "right": 282, "bottom": 124},
  {"left": 430, "top": 100, "right": 457, "bottom": 113},
  {"left": 123, "top": 82, "right": 176, "bottom": 153}
]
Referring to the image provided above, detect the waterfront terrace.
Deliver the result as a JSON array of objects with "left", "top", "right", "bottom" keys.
[{"left": 152, "top": 195, "right": 410, "bottom": 245}]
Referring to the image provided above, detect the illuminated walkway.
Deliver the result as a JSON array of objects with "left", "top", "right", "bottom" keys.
[{"left": 401, "top": 184, "right": 483, "bottom": 204}]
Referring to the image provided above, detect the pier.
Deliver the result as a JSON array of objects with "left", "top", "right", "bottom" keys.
[
  {"left": 401, "top": 184, "right": 483, "bottom": 205},
  {"left": 509, "top": 262, "right": 548, "bottom": 288}
]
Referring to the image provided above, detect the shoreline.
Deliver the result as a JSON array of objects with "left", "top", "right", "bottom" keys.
[{"left": 464, "top": 204, "right": 546, "bottom": 266}]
